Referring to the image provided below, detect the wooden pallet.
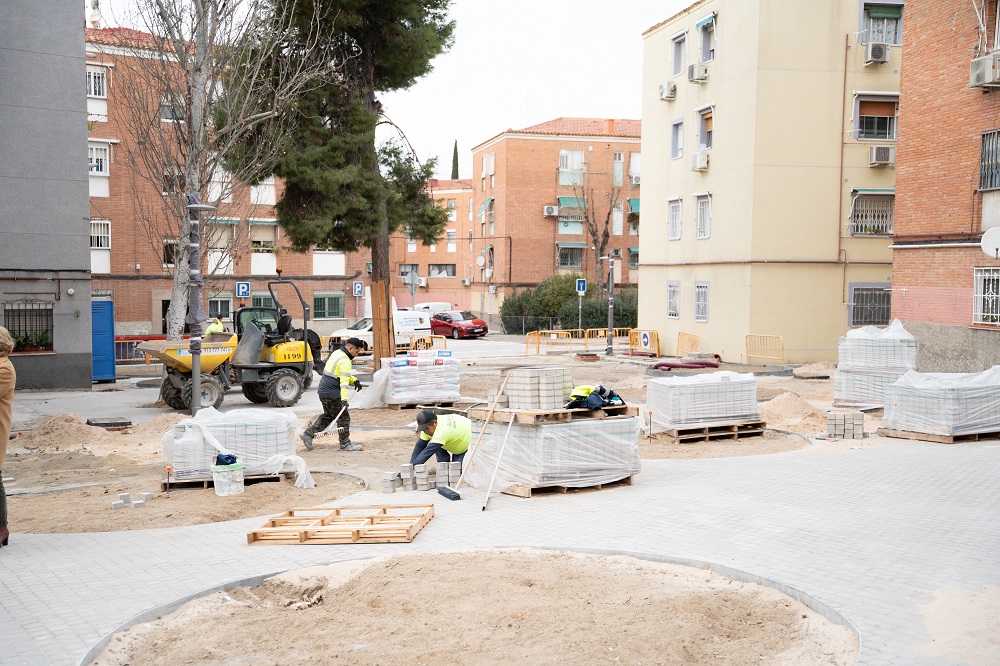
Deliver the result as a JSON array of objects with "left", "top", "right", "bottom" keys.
[
  {"left": 161, "top": 472, "right": 291, "bottom": 491},
  {"left": 875, "top": 428, "right": 1000, "bottom": 444},
  {"left": 247, "top": 504, "right": 434, "bottom": 545},
  {"left": 658, "top": 420, "right": 766, "bottom": 444},
  {"left": 502, "top": 475, "right": 634, "bottom": 498},
  {"left": 467, "top": 404, "right": 638, "bottom": 425},
  {"left": 389, "top": 401, "right": 455, "bottom": 410}
]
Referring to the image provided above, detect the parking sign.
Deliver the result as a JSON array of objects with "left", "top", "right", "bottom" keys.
[
  {"left": 235, "top": 281, "right": 251, "bottom": 298},
  {"left": 576, "top": 278, "right": 587, "bottom": 294},
  {"left": 353, "top": 281, "right": 364, "bottom": 297}
]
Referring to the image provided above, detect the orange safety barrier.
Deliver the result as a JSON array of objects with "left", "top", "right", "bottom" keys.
[
  {"left": 628, "top": 330, "right": 661, "bottom": 357},
  {"left": 676, "top": 331, "right": 700, "bottom": 357},
  {"left": 746, "top": 334, "right": 785, "bottom": 367},
  {"left": 405, "top": 333, "right": 448, "bottom": 351}
]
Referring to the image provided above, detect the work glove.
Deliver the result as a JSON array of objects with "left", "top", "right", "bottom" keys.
[{"left": 354, "top": 380, "right": 364, "bottom": 392}]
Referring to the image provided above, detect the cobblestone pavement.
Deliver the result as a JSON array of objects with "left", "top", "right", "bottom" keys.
[{"left": 2, "top": 438, "right": 999, "bottom": 665}]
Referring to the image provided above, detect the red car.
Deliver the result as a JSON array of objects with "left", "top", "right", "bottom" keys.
[{"left": 431, "top": 310, "right": 488, "bottom": 339}]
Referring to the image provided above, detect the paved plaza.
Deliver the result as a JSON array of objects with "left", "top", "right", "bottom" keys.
[{"left": 2, "top": 375, "right": 999, "bottom": 665}]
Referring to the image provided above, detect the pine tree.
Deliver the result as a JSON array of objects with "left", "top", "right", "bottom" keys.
[{"left": 451, "top": 140, "right": 459, "bottom": 180}]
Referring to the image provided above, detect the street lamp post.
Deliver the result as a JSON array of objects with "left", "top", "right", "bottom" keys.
[
  {"left": 605, "top": 251, "right": 616, "bottom": 356},
  {"left": 184, "top": 195, "right": 217, "bottom": 415}
]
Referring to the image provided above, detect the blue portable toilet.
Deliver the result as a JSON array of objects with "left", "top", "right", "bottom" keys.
[{"left": 92, "top": 300, "right": 116, "bottom": 382}]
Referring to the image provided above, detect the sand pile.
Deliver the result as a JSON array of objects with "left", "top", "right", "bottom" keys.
[
  {"left": 16, "top": 413, "right": 117, "bottom": 451},
  {"left": 758, "top": 392, "right": 827, "bottom": 433},
  {"left": 793, "top": 362, "right": 835, "bottom": 379}
]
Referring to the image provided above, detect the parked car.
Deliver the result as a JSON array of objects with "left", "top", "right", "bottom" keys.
[
  {"left": 430, "top": 310, "right": 488, "bottom": 339},
  {"left": 327, "top": 310, "right": 432, "bottom": 354},
  {"left": 412, "top": 301, "right": 454, "bottom": 315}
]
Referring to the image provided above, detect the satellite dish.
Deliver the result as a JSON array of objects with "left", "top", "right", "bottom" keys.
[
  {"left": 982, "top": 227, "right": 1000, "bottom": 258},
  {"left": 475, "top": 255, "right": 486, "bottom": 267}
]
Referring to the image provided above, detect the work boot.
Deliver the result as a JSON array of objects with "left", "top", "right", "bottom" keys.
[
  {"left": 299, "top": 431, "right": 315, "bottom": 451},
  {"left": 340, "top": 441, "right": 363, "bottom": 452}
]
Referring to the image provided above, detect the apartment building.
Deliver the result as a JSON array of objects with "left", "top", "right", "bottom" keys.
[
  {"left": 470, "top": 118, "right": 642, "bottom": 316},
  {"left": 389, "top": 179, "right": 477, "bottom": 311},
  {"left": 1, "top": 1, "right": 92, "bottom": 389},
  {"left": 891, "top": 0, "right": 1000, "bottom": 371},
  {"left": 638, "top": 0, "right": 901, "bottom": 363},
  {"left": 85, "top": 27, "right": 369, "bottom": 336}
]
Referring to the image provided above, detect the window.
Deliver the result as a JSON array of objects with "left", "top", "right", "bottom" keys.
[
  {"left": 696, "top": 195, "right": 712, "bottom": 239},
  {"left": 558, "top": 149, "right": 585, "bottom": 185},
  {"left": 612, "top": 200, "right": 624, "bottom": 236},
  {"left": 447, "top": 230, "right": 457, "bottom": 252},
  {"left": 981, "top": 130, "right": 1000, "bottom": 191},
  {"left": 162, "top": 167, "right": 185, "bottom": 193},
  {"left": 486, "top": 199, "right": 495, "bottom": 235},
  {"left": 405, "top": 227, "right": 417, "bottom": 253},
  {"left": 672, "top": 34, "right": 686, "bottom": 76},
  {"left": 251, "top": 293, "right": 276, "bottom": 309},
  {"left": 163, "top": 239, "right": 178, "bottom": 266},
  {"left": 863, "top": 3, "right": 903, "bottom": 45},
  {"left": 558, "top": 247, "right": 583, "bottom": 269},
  {"left": 671, "top": 120, "right": 684, "bottom": 159},
  {"left": 428, "top": 264, "right": 456, "bottom": 278},
  {"left": 90, "top": 219, "right": 111, "bottom": 249},
  {"left": 613, "top": 152, "right": 624, "bottom": 186},
  {"left": 668, "top": 199, "right": 682, "bottom": 240},
  {"left": 628, "top": 249, "right": 639, "bottom": 270},
  {"left": 251, "top": 175, "right": 276, "bottom": 206},
  {"left": 974, "top": 268, "right": 1000, "bottom": 324},
  {"left": 86, "top": 66, "right": 106, "bottom": 98},
  {"left": 160, "top": 94, "right": 184, "bottom": 122},
  {"left": 250, "top": 224, "right": 276, "bottom": 252},
  {"left": 699, "top": 108, "right": 714, "bottom": 150},
  {"left": 208, "top": 297, "right": 232, "bottom": 321},
  {"left": 399, "top": 263, "right": 419, "bottom": 278},
  {"left": 851, "top": 193, "right": 894, "bottom": 235},
  {"left": 557, "top": 197, "right": 586, "bottom": 222},
  {"left": 694, "top": 282, "right": 710, "bottom": 322},
  {"left": 468, "top": 197, "right": 474, "bottom": 221},
  {"left": 848, "top": 283, "right": 891, "bottom": 326},
  {"left": 447, "top": 199, "right": 457, "bottom": 221},
  {"left": 857, "top": 98, "right": 897, "bottom": 140},
  {"left": 4, "top": 301, "right": 54, "bottom": 352},
  {"left": 558, "top": 221, "right": 584, "bottom": 235},
  {"left": 699, "top": 16, "right": 716, "bottom": 61},
  {"left": 629, "top": 152, "right": 641, "bottom": 183},
  {"left": 88, "top": 143, "right": 109, "bottom": 175},
  {"left": 207, "top": 165, "right": 232, "bottom": 204},
  {"left": 313, "top": 292, "right": 345, "bottom": 319},
  {"left": 667, "top": 282, "right": 680, "bottom": 319}
]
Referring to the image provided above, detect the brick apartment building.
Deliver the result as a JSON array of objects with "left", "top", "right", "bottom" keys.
[
  {"left": 891, "top": 0, "right": 1000, "bottom": 370},
  {"left": 85, "top": 27, "right": 370, "bottom": 337},
  {"left": 469, "top": 118, "right": 642, "bottom": 317}
]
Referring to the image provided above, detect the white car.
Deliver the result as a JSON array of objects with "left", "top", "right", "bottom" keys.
[{"left": 327, "top": 310, "right": 432, "bottom": 354}]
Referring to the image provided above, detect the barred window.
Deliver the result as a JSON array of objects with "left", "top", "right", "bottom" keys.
[
  {"left": 694, "top": 283, "right": 710, "bottom": 322},
  {"left": 88, "top": 143, "right": 109, "bottom": 175},
  {"left": 848, "top": 283, "right": 891, "bottom": 326},
  {"left": 86, "top": 67, "right": 106, "bottom": 98},
  {"left": 4, "top": 300, "right": 54, "bottom": 352},
  {"left": 668, "top": 199, "right": 682, "bottom": 240},
  {"left": 851, "top": 194, "right": 894, "bottom": 235},
  {"left": 667, "top": 282, "right": 680, "bottom": 319},
  {"left": 558, "top": 248, "right": 583, "bottom": 269},
  {"left": 981, "top": 130, "right": 1000, "bottom": 191},
  {"left": 696, "top": 195, "right": 712, "bottom": 239},
  {"left": 90, "top": 219, "right": 111, "bottom": 249},
  {"left": 313, "top": 292, "right": 345, "bottom": 319},
  {"left": 974, "top": 267, "right": 1000, "bottom": 324}
]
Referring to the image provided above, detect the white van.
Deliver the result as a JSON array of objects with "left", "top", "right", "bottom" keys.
[
  {"left": 327, "top": 310, "right": 432, "bottom": 354},
  {"left": 412, "top": 301, "right": 453, "bottom": 315}
]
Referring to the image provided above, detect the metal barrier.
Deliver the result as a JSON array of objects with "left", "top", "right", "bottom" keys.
[
  {"left": 405, "top": 333, "right": 448, "bottom": 351},
  {"left": 676, "top": 331, "right": 700, "bottom": 357},
  {"left": 746, "top": 334, "right": 785, "bottom": 367},
  {"left": 114, "top": 338, "right": 157, "bottom": 365},
  {"left": 584, "top": 328, "right": 633, "bottom": 353},
  {"left": 628, "top": 329, "right": 661, "bottom": 356}
]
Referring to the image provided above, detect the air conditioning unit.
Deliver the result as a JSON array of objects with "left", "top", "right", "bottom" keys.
[
  {"left": 416, "top": 276, "right": 428, "bottom": 287},
  {"left": 630, "top": 175, "right": 641, "bottom": 187},
  {"left": 971, "top": 52, "right": 1000, "bottom": 87},
  {"left": 687, "top": 62, "right": 708, "bottom": 83},
  {"left": 460, "top": 278, "right": 472, "bottom": 286},
  {"left": 488, "top": 285, "right": 498, "bottom": 294},
  {"left": 542, "top": 205, "right": 559, "bottom": 217},
  {"left": 869, "top": 145, "right": 896, "bottom": 166},
  {"left": 864, "top": 41, "right": 890, "bottom": 65},
  {"left": 658, "top": 81, "right": 676, "bottom": 100},
  {"left": 691, "top": 151, "right": 710, "bottom": 172}
]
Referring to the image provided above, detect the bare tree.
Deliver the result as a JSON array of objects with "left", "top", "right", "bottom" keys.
[
  {"left": 569, "top": 165, "right": 626, "bottom": 289},
  {"left": 99, "top": 0, "right": 341, "bottom": 338}
]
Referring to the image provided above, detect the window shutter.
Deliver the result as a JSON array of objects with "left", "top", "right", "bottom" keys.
[
  {"left": 867, "top": 5, "right": 902, "bottom": 19},
  {"left": 859, "top": 100, "right": 897, "bottom": 116}
]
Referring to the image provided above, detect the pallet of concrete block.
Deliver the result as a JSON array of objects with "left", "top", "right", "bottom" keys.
[
  {"left": 826, "top": 409, "right": 866, "bottom": 440},
  {"left": 163, "top": 407, "right": 313, "bottom": 487},
  {"left": 382, "top": 349, "right": 460, "bottom": 405},
  {"left": 878, "top": 366, "right": 1000, "bottom": 442},
  {"left": 647, "top": 372, "right": 761, "bottom": 438},
  {"left": 834, "top": 319, "right": 916, "bottom": 407},
  {"left": 462, "top": 417, "right": 641, "bottom": 497},
  {"left": 502, "top": 366, "right": 574, "bottom": 411}
]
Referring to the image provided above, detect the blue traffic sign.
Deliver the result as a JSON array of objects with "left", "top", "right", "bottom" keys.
[
  {"left": 353, "top": 281, "right": 364, "bottom": 297},
  {"left": 235, "top": 281, "right": 251, "bottom": 298},
  {"left": 576, "top": 278, "right": 587, "bottom": 294}
]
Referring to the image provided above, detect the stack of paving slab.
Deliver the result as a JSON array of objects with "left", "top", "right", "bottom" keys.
[
  {"left": 834, "top": 319, "right": 916, "bottom": 407},
  {"left": 503, "top": 366, "right": 573, "bottom": 410},
  {"left": 881, "top": 366, "right": 1000, "bottom": 436},
  {"left": 383, "top": 462, "right": 461, "bottom": 493},
  {"left": 826, "top": 409, "right": 865, "bottom": 439},
  {"left": 647, "top": 371, "right": 759, "bottom": 434},
  {"left": 382, "top": 349, "right": 460, "bottom": 405}
]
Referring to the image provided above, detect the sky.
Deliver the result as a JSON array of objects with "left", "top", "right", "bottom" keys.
[{"left": 102, "top": 0, "right": 689, "bottom": 179}]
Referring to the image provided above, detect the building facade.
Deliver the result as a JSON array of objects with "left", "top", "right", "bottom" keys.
[
  {"left": 470, "top": 118, "right": 642, "bottom": 317},
  {"left": 638, "top": 0, "right": 901, "bottom": 363},
  {"left": 1, "top": 0, "right": 93, "bottom": 389},
  {"left": 891, "top": 0, "right": 1000, "bottom": 371}
]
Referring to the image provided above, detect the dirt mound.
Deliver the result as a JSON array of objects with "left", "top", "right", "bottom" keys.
[
  {"left": 793, "top": 362, "right": 835, "bottom": 378},
  {"left": 127, "top": 413, "right": 186, "bottom": 438},
  {"left": 758, "top": 393, "right": 827, "bottom": 433},
  {"left": 17, "top": 413, "right": 117, "bottom": 451}
]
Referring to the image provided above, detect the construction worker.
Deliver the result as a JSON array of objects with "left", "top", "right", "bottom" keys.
[
  {"left": 410, "top": 410, "right": 472, "bottom": 467},
  {"left": 300, "top": 337, "right": 364, "bottom": 451},
  {"left": 205, "top": 317, "right": 225, "bottom": 334}
]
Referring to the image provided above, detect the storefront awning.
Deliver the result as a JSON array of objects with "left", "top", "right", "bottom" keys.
[
  {"left": 476, "top": 197, "right": 493, "bottom": 216},
  {"left": 557, "top": 196, "right": 586, "bottom": 208},
  {"left": 556, "top": 241, "right": 587, "bottom": 249},
  {"left": 628, "top": 198, "right": 640, "bottom": 213}
]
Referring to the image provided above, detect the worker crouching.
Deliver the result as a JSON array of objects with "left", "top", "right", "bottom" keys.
[
  {"left": 410, "top": 410, "right": 472, "bottom": 468},
  {"left": 300, "top": 337, "right": 364, "bottom": 452}
]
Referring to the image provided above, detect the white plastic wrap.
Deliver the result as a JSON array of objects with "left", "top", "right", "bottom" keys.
[
  {"left": 835, "top": 319, "right": 917, "bottom": 406},
  {"left": 647, "top": 372, "right": 759, "bottom": 432},
  {"left": 382, "top": 349, "right": 460, "bottom": 404},
  {"left": 882, "top": 366, "right": 1000, "bottom": 435},
  {"left": 462, "top": 417, "right": 641, "bottom": 493},
  {"left": 833, "top": 368, "right": 907, "bottom": 406},
  {"left": 351, "top": 367, "right": 391, "bottom": 409},
  {"left": 162, "top": 407, "right": 315, "bottom": 488}
]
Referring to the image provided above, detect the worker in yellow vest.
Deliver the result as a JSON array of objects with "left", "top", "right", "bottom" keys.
[
  {"left": 205, "top": 317, "right": 225, "bottom": 334},
  {"left": 300, "top": 337, "right": 364, "bottom": 451},
  {"left": 410, "top": 410, "right": 472, "bottom": 467}
]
